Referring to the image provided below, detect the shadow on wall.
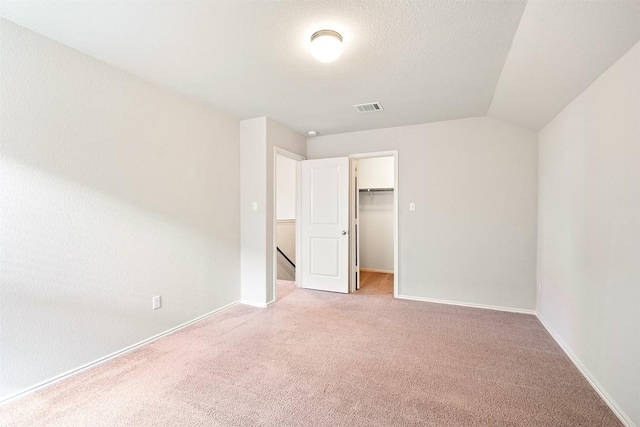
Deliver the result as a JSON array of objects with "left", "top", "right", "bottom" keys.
[
  {"left": 1, "top": 19, "right": 239, "bottom": 241},
  {"left": 0, "top": 19, "right": 242, "bottom": 401}
]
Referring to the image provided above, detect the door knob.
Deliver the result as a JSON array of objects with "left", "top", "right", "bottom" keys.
[{"left": 341, "top": 230, "right": 348, "bottom": 235}]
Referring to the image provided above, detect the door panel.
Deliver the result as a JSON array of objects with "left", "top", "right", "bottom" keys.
[
  {"left": 301, "top": 157, "right": 349, "bottom": 293},
  {"left": 310, "top": 238, "right": 339, "bottom": 276},
  {"left": 311, "top": 167, "right": 339, "bottom": 224}
]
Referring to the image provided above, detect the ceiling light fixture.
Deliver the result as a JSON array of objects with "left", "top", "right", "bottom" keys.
[{"left": 310, "top": 30, "right": 343, "bottom": 63}]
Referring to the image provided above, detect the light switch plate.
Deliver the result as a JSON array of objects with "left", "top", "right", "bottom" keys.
[
  {"left": 152, "top": 295, "right": 161, "bottom": 310},
  {"left": 409, "top": 202, "right": 416, "bottom": 211}
]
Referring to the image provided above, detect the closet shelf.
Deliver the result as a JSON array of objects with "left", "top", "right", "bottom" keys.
[{"left": 358, "top": 188, "right": 394, "bottom": 192}]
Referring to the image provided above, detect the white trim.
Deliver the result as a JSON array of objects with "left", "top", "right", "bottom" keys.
[
  {"left": 349, "top": 150, "right": 398, "bottom": 159},
  {"left": 241, "top": 299, "right": 268, "bottom": 308},
  {"left": 360, "top": 268, "right": 394, "bottom": 274},
  {"left": 393, "top": 153, "right": 398, "bottom": 298},
  {"left": 397, "top": 293, "right": 635, "bottom": 425},
  {"left": 294, "top": 157, "right": 302, "bottom": 289},
  {"left": 537, "top": 315, "right": 633, "bottom": 427},
  {"left": 349, "top": 157, "right": 359, "bottom": 292},
  {"left": 397, "top": 294, "right": 536, "bottom": 315},
  {"left": 349, "top": 151, "right": 399, "bottom": 298},
  {"left": 274, "top": 147, "right": 305, "bottom": 162},
  {"left": 276, "top": 219, "right": 296, "bottom": 224},
  {"left": 0, "top": 300, "right": 241, "bottom": 406}
]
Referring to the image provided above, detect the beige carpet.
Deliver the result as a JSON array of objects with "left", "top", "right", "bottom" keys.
[
  {"left": 276, "top": 279, "right": 296, "bottom": 300},
  {"left": 1, "top": 277, "right": 620, "bottom": 426}
]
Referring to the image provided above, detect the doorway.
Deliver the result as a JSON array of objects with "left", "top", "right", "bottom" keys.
[
  {"left": 273, "top": 148, "right": 304, "bottom": 302},
  {"left": 296, "top": 150, "right": 398, "bottom": 297},
  {"left": 350, "top": 152, "right": 398, "bottom": 297}
]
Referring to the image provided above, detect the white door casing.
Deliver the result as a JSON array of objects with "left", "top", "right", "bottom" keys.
[
  {"left": 349, "top": 150, "right": 399, "bottom": 298},
  {"left": 300, "top": 157, "right": 350, "bottom": 293},
  {"left": 350, "top": 159, "right": 361, "bottom": 292}
]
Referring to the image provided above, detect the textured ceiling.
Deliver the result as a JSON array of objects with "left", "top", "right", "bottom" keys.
[{"left": 1, "top": 1, "right": 639, "bottom": 135}]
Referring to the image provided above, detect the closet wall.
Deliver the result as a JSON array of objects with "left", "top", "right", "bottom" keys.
[{"left": 358, "top": 157, "right": 394, "bottom": 272}]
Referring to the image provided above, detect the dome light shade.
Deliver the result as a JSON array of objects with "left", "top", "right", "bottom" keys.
[{"left": 310, "top": 30, "right": 343, "bottom": 63}]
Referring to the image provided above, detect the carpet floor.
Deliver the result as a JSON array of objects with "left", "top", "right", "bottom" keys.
[{"left": 1, "top": 275, "right": 620, "bottom": 426}]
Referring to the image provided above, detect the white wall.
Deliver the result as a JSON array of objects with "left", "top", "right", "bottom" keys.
[
  {"left": 308, "top": 117, "right": 538, "bottom": 311},
  {"left": 358, "top": 157, "right": 394, "bottom": 272},
  {"left": 0, "top": 20, "right": 241, "bottom": 400},
  {"left": 240, "top": 118, "right": 268, "bottom": 307},
  {"left": 276, "top": 154, "right": 297, "bottom": 220},
  {"left": 537, "top": 41, "right": 640, "bottom": 426},
  {"left": 240, "top": 118, "right": 305, "bottom": 306},
  {"left": 358, "top": 156, "right": 394, "bottom": 189},
  {"left": 359, "top": 192, "right": 394, "bottom": 272}
]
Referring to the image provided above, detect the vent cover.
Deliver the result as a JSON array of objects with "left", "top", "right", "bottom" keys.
[{"left": 354, "top": 102, "right": 384, "bottom": 113}]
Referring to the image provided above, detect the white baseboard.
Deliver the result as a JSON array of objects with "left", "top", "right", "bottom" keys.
[
  {"left": 3, "top": 294, "right": 630, "bottom": 426},
  {"left": 399, "top": 294, "right": 630, "bottom": 424},
  {"left": 360, "top": 268, "right": 394, "bottom": 274},
  {"left": 276, "top": 219, "right": 296, "bottom": 224},
  {"left": 397, "top": 294, "right": 536, "bottom": 315},
  {"left": 241, "top": 299, "right": 268, "bottom": 308},
  {"left": 537, "top": 315, "right": 633, "bottom": 427},
  {"left": 0, "top": 300, "right": 240, "bottom": 406}
]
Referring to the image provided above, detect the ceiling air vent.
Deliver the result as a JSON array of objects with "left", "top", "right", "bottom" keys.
[{"left": 354, "top": 102, "right": 384, "bottom": 113}]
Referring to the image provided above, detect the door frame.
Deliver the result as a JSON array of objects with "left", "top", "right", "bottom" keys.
[
  {"left": 272, "top": 147, "right": 305, "bottom": 303},
  {"left": 349, "top": 150, "right": 399, "bottom": 298}
]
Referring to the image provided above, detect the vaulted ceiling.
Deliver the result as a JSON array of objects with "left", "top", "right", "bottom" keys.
[{"left": 1, "top": 1, "right": 639, "bottom": 135}]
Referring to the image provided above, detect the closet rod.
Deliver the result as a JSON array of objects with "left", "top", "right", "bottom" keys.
[{"left": 358, "top": 188, "right": 394, "bottom": 192}]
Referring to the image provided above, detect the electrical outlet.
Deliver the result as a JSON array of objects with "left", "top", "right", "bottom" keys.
[
  {"left": 252, "top": 202, "right": 258, "bottom": 211},
  {"left": 152, "top": 295, "right": 161, "bottom": 310}
]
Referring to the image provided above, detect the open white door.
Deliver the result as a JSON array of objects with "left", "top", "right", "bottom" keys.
[{"left": 300, "top": 157, "right": 350, "bottom": 293}]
